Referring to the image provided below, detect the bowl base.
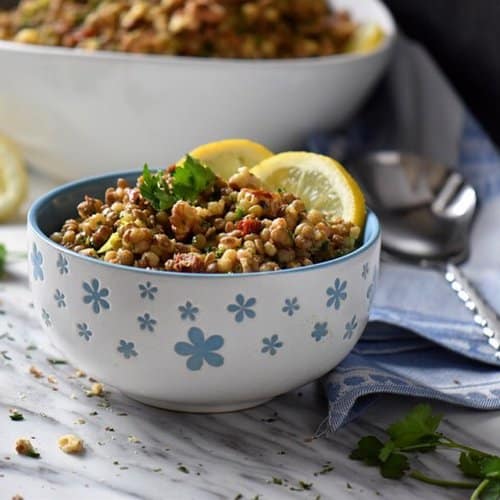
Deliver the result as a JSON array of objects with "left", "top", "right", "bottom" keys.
[{"left": 123, "top": 393, "right": 272, "bottom": 413}]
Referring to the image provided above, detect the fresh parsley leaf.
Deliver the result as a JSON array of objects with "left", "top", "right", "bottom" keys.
[
  {"left": 380, "top": 453, "right": 410, "bottom": 479},
  {"left": 26, "top": 450, "right": 40, "bottom": 458},
  {"left": 387, "top": 404, "right": 442, "bottom": 448},
  {"left": 0, "top": 243, "right": 6, "bottom": 276},
  {"left": 350, "top": 436, "right": 384, "bottom": 466},
  {"left": 459, "top": 451, "right": 488, "bottom": 478},
  {"left": 480, "top": 479, "right": 500, "bottom": 500},
  {"left": 173, "top": 155, "right": 216, "bottom": 201},
  {"left": 140, "top": 158, "right": 216, "bottom": 211},
  {"left": 481, "top": 457, "right": 500, "bottom": 479},
  {"left": 140, "top": 164, "right": 176, "bottom": 211}
]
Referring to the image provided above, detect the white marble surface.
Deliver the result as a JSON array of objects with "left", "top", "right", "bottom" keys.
[{"left": 1, "top": 209, "right": 500, "bottom": 500}]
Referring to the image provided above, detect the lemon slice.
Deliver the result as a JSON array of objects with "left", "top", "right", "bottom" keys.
[
  {"left": 250, "top": 152, "right": 366, "bottom": 227},
  {"left": 0, "top": 135, "right": 28, "bottom": 222},
  {"left": 345, "top": 22, "right": 385, "bottom": 54},
  {"left": 185, "top": 139, "right": 273, "bottom": 180}
]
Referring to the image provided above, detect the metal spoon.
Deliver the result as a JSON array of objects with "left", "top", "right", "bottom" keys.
[{"left": 348, "top": 151, "right": 500, "bottom": 357}]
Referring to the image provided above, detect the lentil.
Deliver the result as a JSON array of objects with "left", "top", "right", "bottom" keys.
[{"left": 50, "top": 165, "right": 360, "bottom": 273}]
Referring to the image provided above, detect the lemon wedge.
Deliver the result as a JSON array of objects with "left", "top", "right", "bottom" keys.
[
  {"left": 250, "top": 152, "right": 366, "bottom": 227},
  {"left": 185, "top": 139, "right": 273, "bottom": 180},
  {"left": 345, "top": 22, "right": 385, "bottom": 54},
  {"left": 0, "top": 135, "right": 28, "bottom": 222}
]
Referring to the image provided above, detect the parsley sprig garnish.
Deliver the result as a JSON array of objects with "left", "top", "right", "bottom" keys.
[
  {"left": 350, "top": 404, "right": 500, "bottom": 498},
  {"left": 139, "top": 155, "right": 216, "bottom": 211}
]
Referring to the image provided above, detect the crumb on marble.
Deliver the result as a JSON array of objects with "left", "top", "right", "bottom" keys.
[
  {"left": 47, "top": 375, "right": 57, "bottom": 384},
  {"left": 58, "top": 434, "right": 84, "bottom": 454},
  {"left": 74, "top": 418, "right": 86, "bottom": 425},
  {"left": 128, "top": 435, "right": 140, "bottom": 444},
  {"left": 15, "top": 437, "right": 40, "bottom": 458},
  {"left": 74, "top": 369, "right": 86, "bottom": 378},
  {"left": 12, "top": 494, "right": 24, "bottom": 500},
  {"left": 86, "top": 382, "right": 104, "bottom": 397},
  {"left": 29, "top": 365, "right": 43, "bottom": 378}
]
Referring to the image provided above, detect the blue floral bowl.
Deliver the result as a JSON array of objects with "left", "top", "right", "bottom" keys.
[{"left": 27, "top": 171, "right": 381, "bottom": 412}]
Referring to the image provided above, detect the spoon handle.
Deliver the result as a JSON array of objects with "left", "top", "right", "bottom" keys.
[{"left": 445, "top": 262, "right": 500, "bottom": 358}]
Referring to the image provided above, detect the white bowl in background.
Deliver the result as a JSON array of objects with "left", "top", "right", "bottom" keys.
[
  {"left": 27, "top": 170, "right": 381, "bottom": 412},
  {"left": 0, "top": 0, "right": 395, "bottom": 181}
]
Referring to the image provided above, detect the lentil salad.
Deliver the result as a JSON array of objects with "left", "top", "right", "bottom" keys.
[
  {"left": 0, "top": 0, "right": 361, "bottom": 58},
  {"left": 50, "top": 156, "right": 361, "bottom": 273}
]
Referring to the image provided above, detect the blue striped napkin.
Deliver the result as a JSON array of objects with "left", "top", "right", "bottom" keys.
[{"left": 309, "top": 37, "right": 500, "bottom": 430}]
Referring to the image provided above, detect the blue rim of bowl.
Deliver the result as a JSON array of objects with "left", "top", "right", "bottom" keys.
[{"left": 28, "top": 169, "right": 381, "bottom": 279}]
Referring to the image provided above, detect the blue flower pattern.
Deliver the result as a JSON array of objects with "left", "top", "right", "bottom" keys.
[
  {"left": 367, "top": 266, "right": 377, "bottom": 305},
  {"left": 82, "top": 279, "right": 110, "bottom": 314},
  {"left": 174, "top": 327, "right": 224, "bottom": 371},
  {"left": 31, "top": 243, "right": 44, "bottom": 281},
  {"left": 261, "top": 335, "right": 283, "bottom": 355},
  {"left": 137, "top": 313, "right": 157, "bottom": 332},
  {"left": 54, "top": 289, "right": 66, "bottom": 308},
  {"left": 227, "top": 294, "right": 256, "bottom": 323},
  {"left": 77, "top": 322, "right": 92, "bottom": 341},
  {"left": 38, "top": 276, "right": 364, "bottom": 365},
  {"left": 366, "top": 283, "right": 374, "bottom": 301},
  {"left": 362, "top": 262, "right": 369, "bottom": 279},
  {"left": 178, "top": 301, "right": 199, "bottom": 321},
  {"left": 117, "top": 340, "right": 138, "bottom": 359},
  {"left": 41, "top": 308, "right": 51, "bottom": 327},
  {"left": 56, "top": 253, "right": 69, "bottom": 275},
  {"left": 326, "top": 279, "right": 347, "bottom": 310},
  {"left": 282, "top": 297, "right": 300, "bottom": 316},
  {"left": 343, "top": 315, "right": 358, "bottom": 340},
  {"left": 311, "top": 322, "right": 328, "bottom": 342},
  {"left": 139, "top": 282, "right": 158, "bottom": 300}
]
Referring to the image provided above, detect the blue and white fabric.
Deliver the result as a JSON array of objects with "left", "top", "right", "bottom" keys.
[{"left": 309, "top": 37, "right": 500, "bottom": 430}]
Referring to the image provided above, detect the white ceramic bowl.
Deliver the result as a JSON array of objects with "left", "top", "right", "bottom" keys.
[
  {"left": 27, "top": 170, "right": 381, "bottom": 412},
  {"left": 0, "top": 0, "right": 395, "bottom": 181}
]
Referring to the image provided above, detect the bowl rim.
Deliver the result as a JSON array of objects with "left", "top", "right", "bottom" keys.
[
  {"left": 0, "top": 0, "right": 396, "bottom": 68},
  {"left": 28, "top": 169, "right": 381, "bottom": 280}
]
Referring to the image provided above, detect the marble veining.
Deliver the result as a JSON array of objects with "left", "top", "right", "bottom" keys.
[{"left": 1, "top": 226, "right": 500, "bottom": 500}]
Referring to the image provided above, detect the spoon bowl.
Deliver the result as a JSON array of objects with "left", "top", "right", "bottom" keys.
[{"left": 351, "top": 151, "right": 477, "bottom": 262}]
